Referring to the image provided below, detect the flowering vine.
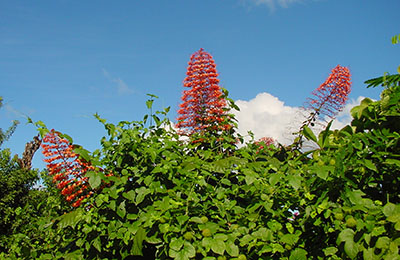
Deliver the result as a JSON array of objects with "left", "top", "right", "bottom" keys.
[
  {"left": 41, "top": 129, "right": 93, "bottom": 207},
  {"left": 176, "top": 48, "right": 231, "bottom": 136}
]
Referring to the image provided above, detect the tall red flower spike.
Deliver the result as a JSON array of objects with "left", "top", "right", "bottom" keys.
[
  {"left": 295, "top": 65, "right": 351, "bottom": 148},
  {"left": 305, "top": 65, "right": 352, "bottom": 120},
  {"left": 176, "top": 48, "right": 230, "bottom": 136},
  {"left": 41, "top": 129, "right": 93, "bottom": 207}
]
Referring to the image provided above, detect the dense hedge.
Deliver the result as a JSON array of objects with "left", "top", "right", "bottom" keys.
[{"left": 2, "top": 71, "right": 398, "bottom": 259}]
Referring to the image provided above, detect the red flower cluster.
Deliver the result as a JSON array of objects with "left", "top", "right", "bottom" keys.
[
  {"left": 41, "top": 130, "right": 93, "bottom": 207},
  {"left": 255, "top": 137, "right": 275, "bottom": 151},
  {"left": 176, "top": 48, "right": 230, "bottom": 135},
  {"left": 306, "top": 65, "right": 352, "bottom": 119}
]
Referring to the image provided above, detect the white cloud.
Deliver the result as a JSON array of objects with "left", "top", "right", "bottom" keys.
[
  {"left": 102, "top": 69, "right": 134, "bottom": 95},
  {"left": 234, "top": 92, "right": 364, "bottom": 145},
  {"left": 329, "top": 96, "right": 365, "bottom": 130},
  {"left": 243, "top": 0, "right": 304, "bottom": 11}
]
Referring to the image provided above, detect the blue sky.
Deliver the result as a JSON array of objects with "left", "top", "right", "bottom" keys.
[{"left": 1, "top": 0, "right": 399, "bottom": 170}]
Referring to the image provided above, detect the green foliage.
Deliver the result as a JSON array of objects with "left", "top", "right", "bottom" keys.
[
  {"left": 0, "top": 149, "right": 38, "bottom": 238},
  {"left": 4, "top": 39, "right": 400, "bottom": 258},
  {"left": 9, "top": 78, "right": 398, "bottom": 259},
  {"left": 0, "top": 97, "right": 71, "bottom": 258}
]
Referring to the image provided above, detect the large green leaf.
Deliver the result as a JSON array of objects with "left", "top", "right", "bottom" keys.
[
  {"left": 131, "top": 227, "right": 146, "bottom": 256},
  {"left": 344, "top": 240, "right": 358, "bottom": 259},
  {"left": 169, "top": 241, "right": 195, "bottom": 260},
  {"left": 337, "top": 229, "right": 358, "bottom": 259},
  {"left": 122, "top": 190, "right": 136, "bottom": 202},
  {"left": 289, "top": 248, "right": 307, "bottom": 260},
  {"left": 211, "top": 237, "right": 226, "bottom": 255},
  {"left": 225, "top": 240, "right": 239, "bottom": 257},
  {"left": 86, "top": 171, "right": 101, "bottom": 189},
  {"left": 287, "top": 175, "right": 302, "bottom": 190},
  {"left": 302, "top": 125, "right": 317, "bottom": 143},
  {"left": 58, "top": 209, "right": 83, "bottom": 229}
]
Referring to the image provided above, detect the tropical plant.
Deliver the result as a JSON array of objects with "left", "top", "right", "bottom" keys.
[
  {"left": 41, "top": 129, "right": 95, "bottom": 207},
  {"left": 176, "top": 48, "right": 232, "bottom": 137},
  {"left": 294, "top": 65, "right": 352, "bottom": 148},
  {"left": 3, "top": 43, "right": 400, "bottom": 259}
]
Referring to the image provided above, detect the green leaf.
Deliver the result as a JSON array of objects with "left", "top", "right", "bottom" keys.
[
  {"left": 351, "top": 98, "right": 373, "bottom": 117},
  {"left": 287, "top": 175, "right": 302, "bottom": 190},
  {"left": 311, "top": 165, "right": 332, "bottom": 180},
  {"left": 176, "top": 215, "right": 189, "bottom": 226},
  {"left": 35, "top": 120, "right": 46, "bottom": 128},
  {"left": 267, "top": 220, "right": 282, "bottom": 232},
  {"left": 146, "top": 93, "right": 159, "bottom": 99},
  {"left": 252, "top": 227, "right": 273, "bottom": 241},
  {"left": 183, "top": 242, "right": 196, "bottom": 258},
  {"left": 202, "top": 237, "right": 213, "bottom": 250},
  {"left": 394, "top": 221, "right": 400, "bottom": 231},
  {"left": 280, "top": 234, "right": 299, "bottom": 246},
  {"left": 371, "top": 226, "right": 386, "bottom": 237},
  {"left": 385, "top": 158, "right": 400, "bottom": 167},
  {"left": 337, "top": 228, "right": 355, "bottom": 244},
  {"left": 131, "top": 227, "right": 146, "bottom": 256},
  {"left": 86, "top": 171, "right": 101, "bottom": 189},
  {"left": 337, "top": 229, "right": 358, "bottom": 259},
  {"left": 92, "top": 237, "right": 101, "bottom": 252},
  {"left": 363, "top": 248, "right": 375, "bottom": 260},
  {"left": 109, "top": 200, "right": 116, "bottom": 211},
  {"left": 73, "top": 147, "right": 90, "bottom": 162},
  {"left": 269, "top": 172, "right": 283, "bottom": 185},
  {"left": 344, "top": 240, "right": 358, "bottom": 259},
  {"left": 170, "top": 242, "right": 196, "bottom": 260},
  {"left": 211, "top": 238, "right": 226, "bottom": 255},
  {"left": 364, "top": 160, "right": 377, "bottom": 172},
  {"left": 225, "top": 240, "right": 239, "bottom": 257},
  {"left": 302, "top": 125, "right": 317, "bottom": 143},
  {"left": 189, "top": 217, "right": 203, "bottom": 223},
  {"left": 376, "top": 236, "right": 390, "bottom": 249},
  {"left": 323, "top": 247, "right": 338, "bottom": 256},
  {"left": 58, "top": 209, "right": 83, "bottom": 229},
  {"left": 383, "top": 202, "right": 399, "bottom": 217},
  {"left": 117, "top": 200, "right": 126, "bottom": 218},
  {"left": 135, "top": 187, "right": 150, "bottom": 205},
  {"left": 244, "top": 169, "right": 258, "bottom": 185},
  {"left": 146, "top": 99, "right": 154, "bottom": 109},
  {"left": 170, "top": 238, "right": 184, "bottom": 251},
  {"left": 387, "top": 213, "right": 400, "bottom": 223},
  {"left": 317, "top": 121, "right": 333, "bottom": 149},
  {"left": 123, "top": 190, "right": 136, "bottom": 202},
  {"left": 289, "top": 248, "right": 307, "bottom": 260},
  {"left": 347, "top": 189, "right": 365, "bottom": 205}
]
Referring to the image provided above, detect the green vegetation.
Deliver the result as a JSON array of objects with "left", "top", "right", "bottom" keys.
[{"left": 1, "top": 39, "right": 399, "bottom": 259}]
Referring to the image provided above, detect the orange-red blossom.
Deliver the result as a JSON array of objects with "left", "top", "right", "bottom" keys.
[
  {"left": 306, "top": 65, "right": 352, "bottom": 119},
  {"left": 176, "top": 48, "right": 231, "bottom": 136},
  {"left": 41, "top": 129, "right": 93, "bottom": 207}
]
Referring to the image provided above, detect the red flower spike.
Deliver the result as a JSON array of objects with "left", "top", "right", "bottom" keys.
[
  {"left": 305, "top": 65, "right": 352, "bottom": 119},
  {"left": 294, "top": 65, "right": 351, "bottom": 149},
  {"left": 41, "top": 129, "right": 94, "bottom": 207},
  {"left": 176, "top": 48, "right": 229, "bottom": 136}
]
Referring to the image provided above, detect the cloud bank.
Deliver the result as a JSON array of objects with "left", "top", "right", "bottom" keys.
[{"left": 234, "top": 92, "right": 364, "bottom": 145}]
